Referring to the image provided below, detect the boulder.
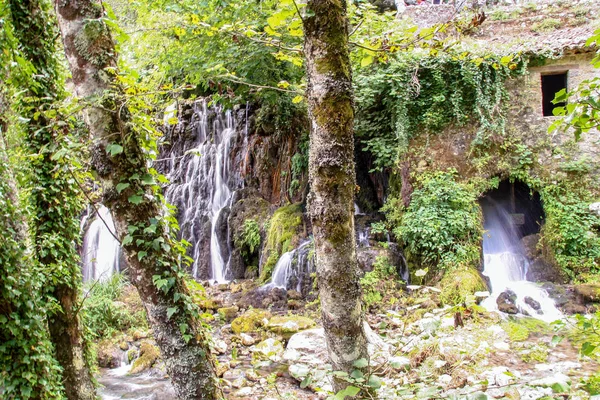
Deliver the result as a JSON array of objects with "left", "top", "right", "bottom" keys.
[
  {"left": 97, "top": 341, "right": 121, "bottom": 369},
  {"left": 521, "top": 234, "right": 541, "bottom": 259},
  {"left": 524, "top": 296, "right": 541, "bottom": 310},
  {"left": 252, "top": 338, "right": 284, "bottom": 361},
  {"left": 497, "top": 290, "right": 519, "bottom": 314},
  {"left": 218, "top": 306, "right": 239, "bottom": 321},
  {"left": 266, "top": 315, "right": 316, "bottom": 339},
  {"left": 240, "top": 333, "right": 255, "bottom": 346},
  {"left": 130, "top": 341, "right": 160, "bottom": 374},
  {"left": 231, "top": 308, "right": 272, "bottom": 334}
]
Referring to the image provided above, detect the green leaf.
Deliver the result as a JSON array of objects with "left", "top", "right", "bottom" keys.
[
  {"left": 167, "top": 307, "right": 177, "bottom": 319},
  {"left": 334, "top": 386, "right": 361, "bottom": 399},
  {"left": 128, "top": 194, "right": 143, "bottom": 205},
  {"left": 352, "top": 358, "right": 368, "bottom": 368},
  {"left": 106, "top": 143, "right": 123, "bottom": 156},
  {"left": 360, "top": 55, "right": 374, "bottom": 68},
  {"left": 116, "top": 182, "right": 130, "bottom": 193},
  {"left": 292, "top": 95, "right": 304, "bottom": 104},
  {"left": 138, "top": 251, "right": 148, "bottom": 261},
  {"left": 551, "top": 335, "right": 563, "bottom": 346},
  {"left": 581, "top": 342, "right": 596, "bottom": 356},
  {"left": 367, "top": 374, "right": 382, "bottom": 389},
  {"left": 122, "top": 234, "right": 133, "bottom": 246},
  {"left": 300, "top": 375, "right": 312, "bottom": 389}
]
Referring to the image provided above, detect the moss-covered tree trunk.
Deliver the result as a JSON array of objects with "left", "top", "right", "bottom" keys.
[
  {"left": 303, "top": 0, "right": 370, "bottom": 391},
  {"left": 53, "top": 1, "right": 219, "bottom": 398},
  {"left": 8, "top": 1, "right": 96, "bottom": 398}
]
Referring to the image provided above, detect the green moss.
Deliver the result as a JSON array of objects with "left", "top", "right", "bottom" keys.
[
  {"left": 266, "top": 315, "right": 316, "bottom": 338},
  {"left": 501, "top": 318, "right": 549, "bottom": 342},
  {"left": 360, "top": 255, "right": 399, "bottom": 309},
  {"left": 259, "top": 203, "right": 304, "bottom": 282},
  {"left": 521, "top": 345, "right": 549, "bottom": 363},
  {"left": 439, "top": 267, "right": 487, "bottom": 305},
  {"left": 129, "top": 341, "right": 160, "bottom": 374},
  {"left": 231, "top": 308, "right": 272, "bottom": 334}
]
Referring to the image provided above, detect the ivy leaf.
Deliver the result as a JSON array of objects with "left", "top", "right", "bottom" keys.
[
  {"left": 292, "top": 95, "right": 304, "bottom": 104},
  {"left": 167, "top": 307, "right": 177, "bottom": 320},
  {"left": 106, "top": 143, "right": 123, "bottom": 156},
  {"left": 116, "top": 182, "right": 130, "bottom": 193},
  {"left": 128, "top": 194, "right": 143, "bottom": 205},
  {"left": 581, "top": 342, "right": 596, "bottom": 356},
  {"left": 352, "top": 358, "right": 368, "bottom": 368},
  {"left": 361, "top": 55, "right": 374, "bottom": 68},
  {"left": 138, "top": 251, "right": 148, "bottom": 261},
  {"left": 334, "top": 386, "right": 360, "bottom": 399},
  {"left": 122, "top": 234, "right": 133, "bottom": 246},
  {"left": 141, "top": 174, "right": 155, "bottom": 185},
  {"left": 367, "top": 374, "right": 382, "bottom": 389},
  {"left": 300, "top": 375, "right": 312, "bottom": 389}
]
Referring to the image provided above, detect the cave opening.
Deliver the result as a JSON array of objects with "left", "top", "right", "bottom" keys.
[{"left": 480, "top": 179, "right": 545, "bottom": 241}]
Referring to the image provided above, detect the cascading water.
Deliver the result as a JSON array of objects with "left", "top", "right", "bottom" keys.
[
  {"left": 81, "top": 206, "right": 121, "bottom": 282},
  {"left": 162, "top": 100, "right": 242, "bottom": 282},
  {"left": 262, "top": 240, "right": 314, "bottom": 294},
  {"left": 480, "top": 199, "right": 562, "bottom": 322}
]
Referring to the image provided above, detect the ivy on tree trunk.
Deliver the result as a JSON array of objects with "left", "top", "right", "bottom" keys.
[
  {"left": 53, "top": 1, "right": 220, "bottom": 398},
  {"left": 8, "top": 0, "right": 95, "bottom": 398}
]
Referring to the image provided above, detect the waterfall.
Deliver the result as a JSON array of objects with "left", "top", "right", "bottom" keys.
[
  {"left": 163, "top": 100, "right": 241, "bottom": 282},
  {"left": 357, "top": 227, "right": 370, "bottom": 247},
  {"left": 480, "top": 200, "right": 562, "bottom": 322},
  {"left": 81, "top": 206, "right": 121, "bottom": 282},
  {"left": 263, "top": 240, "right": 314, "bottom": 293}
]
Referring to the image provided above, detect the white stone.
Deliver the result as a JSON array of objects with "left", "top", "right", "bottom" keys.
[
  {"left": 252, "top": 338, "right": 284, "bottom": 362},
  {"left": 240, "top": 333, "right": 255, "bottom": 346},
  {"left": 530, "top": 372, "right": 571, "bottom": 388},
  {"left": 493, "top": 341, "right": 510, "bottom": 351},
  {"left": 213, "top": 339, "right": 227, "bottom": 354}
]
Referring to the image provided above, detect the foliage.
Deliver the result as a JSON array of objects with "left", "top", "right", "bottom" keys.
[
  {"left": 502, "top": 317, "right": 550, "bottom": 342},
  {"left": 568, "top": 312, "right": 600, "bottom": 359},
  {"left": 385, "top": 170, "right": 483, "bottom": 272},
  {"left": 355, "top": 52, "right": 525, "bottom": 170},
  {"left": 289, "top": 131, "right": 309, "bottom": 198},
  {"left": 259, "top": 203, "right": 303, "bottom": 282},
  {"left": 539, "top": 183, "right": 600, "bottom": 279},
  {"left": 360, "top": 256, "right": 400, "bottom": 309},
  {"left": 82, "top": 274, "right": 147, "bottom": 340},
  {"left": 550, "top": 28, "right": 600, "bottom": 139},
  {"left": 235, "top": 219, "right": 261, "bottom": 262},
  {"left": 583, "top": 372, "right": 600, "bottom": 395},
  {"left": 0, "top": 158, "right": 64, "bottom": 399}
]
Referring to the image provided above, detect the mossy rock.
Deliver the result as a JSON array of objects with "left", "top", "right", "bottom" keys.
[
  {"left": 259, "top": 203, "right": 304, "bottom": 282},
  {"left": 439, "top": 267, "right": 487, "bottom": 305},
  {"left": 231, "top": 308, "right": 272, "bottom": 334},
  {"left": 218, "top": 306, "right": 240, "bottom": 321},
  {"left": 129, "top": 341, "right": 160, "bottom": 374},
  {"left": 575, "top": 284, "right": 600, "bottom": 303},
  {"left": 266, "top": 315, "right": 317, "bottom": 339}
]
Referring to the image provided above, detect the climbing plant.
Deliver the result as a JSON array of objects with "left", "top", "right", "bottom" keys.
[{"left": 354, "top": 52, "right": 526, "bottom": 170}]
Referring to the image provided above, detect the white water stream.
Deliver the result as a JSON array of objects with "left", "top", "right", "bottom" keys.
[
  {"left": 480, "top": 200, "right": 562, "bottom": 322},
  {"left": 262, "top": 240, "right": 314, "bottom": 292}
]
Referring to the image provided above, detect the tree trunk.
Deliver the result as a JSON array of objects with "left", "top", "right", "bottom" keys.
[
  {"left": 53, "top": 1, "right": 219, "bottom": 398},
  {"left": 8, "top": 1, "right": 96, "bottom": 398},
  {"left": 303, "top": 0, "right": 370, "bottom": 391}
]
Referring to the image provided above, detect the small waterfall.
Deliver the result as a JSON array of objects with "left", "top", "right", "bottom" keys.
[
  {"left": 263, "top": 240, "right": 314, "bottom": 293},
  {"left": 163, "top": 100, "right": 241, "bottom": 282},
  {"left": 81, "top": 206, "right": 121, "bottom": 282},
  {"left": 357, "top": 227, "right": 370, "bottom": 247},
  {"left": 480, "top": 200, "right": 562, "bottom": 322}
]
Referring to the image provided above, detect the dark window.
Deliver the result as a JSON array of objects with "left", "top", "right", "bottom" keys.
[{"left": 541, "top": 72, "right": 567, "bottom": 116}]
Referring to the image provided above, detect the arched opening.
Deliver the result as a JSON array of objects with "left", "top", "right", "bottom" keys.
[{"left": 480, "top": 179, "right": 544, "bottom": 241}]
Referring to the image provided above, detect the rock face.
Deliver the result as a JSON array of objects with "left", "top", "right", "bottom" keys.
[
  {"left": 266, "top": 315, "right": 316, "bottom": 339},
  {"left": 230, "top": 308, "right": 271, "bottom": 334},
  {"left": 521, "top": 234, "right": 567, "bottom": 283}
]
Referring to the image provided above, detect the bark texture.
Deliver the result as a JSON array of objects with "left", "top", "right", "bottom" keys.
[
  {"left": 8, "top": 1, "right": 95, "bottom": 398},
  {"left": 303, "top": 0, "right": 370, "bottom": 390},
  {"left": 54, "top": 1, "right": 219, "bottom": 398}
]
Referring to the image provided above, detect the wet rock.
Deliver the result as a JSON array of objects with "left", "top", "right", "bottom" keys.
[
  {"left": 497, "top": 290, "right": 519, "bottom": 314},
  {"left": 524, "top": 296, "right": 541, "bottom": 310},
  {"left": 217, "top": 283, "right": 229, "bottom": 291},
  {"left": 119, "top": 341, "right": 129, "bottom": 351},
  {"left": 266, "top": 315, "right": 316, "bottom": 339},
  {"left": 252, "top": 338, "right": 284, "bottom": 361},
  {"left": 231, "top": 308, "right": 271, "bottom": 334},
  {"left": 130, "top": 341, "right": 160, "bottom": 374},
  {"left": 287, "top": 290, "right": 302, "bottom": 300},
  {"left": 127, "top": 348, "right": 138, "bottom": 364},
  {"left": 526, "top": 257, "right": 567, "bottom": 283},
  {"left": 287, "top": 299, "right": 303, "bottom": 310},
  {"left": 521, "top": 234, "right": 541, "bottom": 259},
  {"left": 474, "top": 291, "right": 491, "bottom": 304},
  {"left": 218, "top": 305, "right": 239, "bottom": 321},
  {"left": 589, "top": 202, "right": 600, "bottom": 217},
  {"left": 97, "top": 341, "right": 121, "bottom": 369}
]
